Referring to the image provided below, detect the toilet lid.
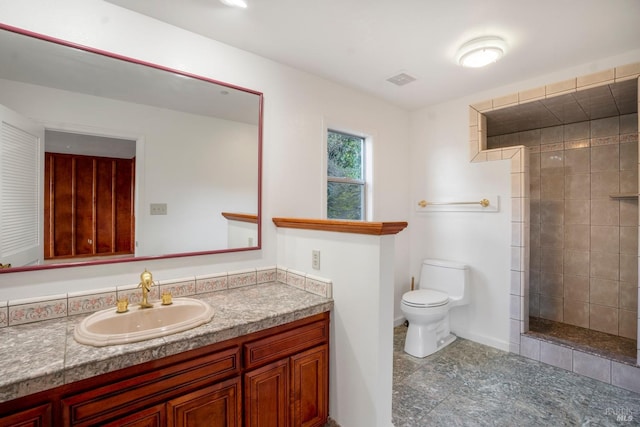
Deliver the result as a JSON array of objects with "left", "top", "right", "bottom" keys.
[{"left": 402, "top": 289, "right": 449, "bottom": 308}]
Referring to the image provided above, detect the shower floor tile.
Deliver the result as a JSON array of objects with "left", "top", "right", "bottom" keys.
[{"left": 527, "top": 317, "right": 637, "bottom": 366}]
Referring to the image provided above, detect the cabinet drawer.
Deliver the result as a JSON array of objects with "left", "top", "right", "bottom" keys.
[
  {"left": 62, "top": 346, "right": 240, "bottom": 426},
  {"left": 244, "top": 319, "right": 328, "bottom": 370}
]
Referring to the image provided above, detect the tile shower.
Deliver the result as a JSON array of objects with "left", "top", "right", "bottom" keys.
[
  {"left": 487, "top": 113, "right": 639, "bottom": 341},
  {"left": 469, "top": 64, "right": 640, "bottom": 391}
]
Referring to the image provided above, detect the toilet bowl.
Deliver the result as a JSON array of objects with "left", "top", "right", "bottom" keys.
[{"left": 401, "top": 259, "right": 469, "bottom": 358}]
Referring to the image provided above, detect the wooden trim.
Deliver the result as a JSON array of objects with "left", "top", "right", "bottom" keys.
[
  {"left": 272, "top": 218, "right": 407, "bottom": 235},
  {"left": 221, "top": 212, "right": 258, "bottom": 224}
]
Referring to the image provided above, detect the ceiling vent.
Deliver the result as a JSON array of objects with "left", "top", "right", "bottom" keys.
[{"left": 386, "top": 73, "right": 416, "bottom": 86}]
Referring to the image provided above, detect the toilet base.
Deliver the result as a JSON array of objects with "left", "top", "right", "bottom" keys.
[{"left": 404, "top": 319, "right": 457, "bottom": 358}]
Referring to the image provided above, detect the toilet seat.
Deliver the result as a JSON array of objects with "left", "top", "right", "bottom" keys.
[{"left": 402, "top": 289, "right": 449, "bottom": 308}]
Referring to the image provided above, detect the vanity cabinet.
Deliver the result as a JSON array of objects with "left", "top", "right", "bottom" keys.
[{"left": 0, "top": 312, "right": 329, "bottom": 427}]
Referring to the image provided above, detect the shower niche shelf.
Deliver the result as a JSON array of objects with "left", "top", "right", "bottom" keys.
[{"left": 608, "top": 193, "right": 638, "bottom": 200}]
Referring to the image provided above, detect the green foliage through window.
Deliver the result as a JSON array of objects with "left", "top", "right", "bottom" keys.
[{"left": 327, "top": 130, "right": 365, "bottom": 220}]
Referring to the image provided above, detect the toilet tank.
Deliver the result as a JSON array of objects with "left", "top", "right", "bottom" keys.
[{"left": 419, "top": 259, "right": 469, "bottom": 302}]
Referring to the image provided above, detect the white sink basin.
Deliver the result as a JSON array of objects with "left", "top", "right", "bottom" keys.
[{"left": 74, "top": 298, "right": 214, "bottom": 347}]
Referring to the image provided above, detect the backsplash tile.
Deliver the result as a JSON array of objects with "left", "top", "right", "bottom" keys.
[
  {"left": 8, "top": 295, "right": 67, "bottom": 326},
  {"left": 68, "top": 289, "right": 117, "bottom": 316},
  {"left": 0, "top": 301, "right": 7, "bottom": 328},
  {"left": 228, "top": 269, "right": 257, "bottom": 289},
  {"left": 305, "top": 274, "right": 333, "bottom": 298},
  {"left": 257, "top": 267, "right": 277, "bottom": 283},
  {"left": 159, "top": 277, "right": 196, "bottom": 298},
  {"left": 286, "top": 269, "right": 306, "bottom": 290},
  {"left": 195, "top": 272, "right": 228, "bottom": 293}
]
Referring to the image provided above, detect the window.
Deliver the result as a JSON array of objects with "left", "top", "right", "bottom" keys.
[{"left": 327, "top": 129, "right": 366, "bottom": 220}]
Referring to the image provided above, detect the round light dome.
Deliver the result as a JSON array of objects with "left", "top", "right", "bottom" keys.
[
  {"left": 456, "top": 36, "right": 507, "bottom": 68},
  {"left": 220, "top": 0, "right": 247, "bottom": 8}
]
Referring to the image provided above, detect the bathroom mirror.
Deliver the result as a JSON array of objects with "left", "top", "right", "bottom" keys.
[{"left": 0, "top": 24, "right": 262, "bottom": 273}]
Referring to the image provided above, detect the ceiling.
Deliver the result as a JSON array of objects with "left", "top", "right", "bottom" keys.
[{"left": 105, "top": 0, "right": 640, "bottom": 111}]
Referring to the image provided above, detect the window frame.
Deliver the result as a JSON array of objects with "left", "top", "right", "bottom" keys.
[{"left": 326, "top": 128, "right": 368, "bottom": 221}]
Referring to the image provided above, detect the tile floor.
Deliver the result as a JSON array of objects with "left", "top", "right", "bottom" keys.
[{"left": 392, "top": 325, "right": 640, "bottom": 426}]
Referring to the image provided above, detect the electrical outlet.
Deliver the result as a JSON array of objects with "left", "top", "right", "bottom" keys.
[
  {"left": 312, "top": 250, "right": 320, "bottom": 270},
  {"left": 150, "top": 203, "right": 167, "bottom": 215}
]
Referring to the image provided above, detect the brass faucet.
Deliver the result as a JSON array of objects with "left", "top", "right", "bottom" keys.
[
  {"left": 0, "top": 263, "right": 11, "bottom": 269},
  {"left": 138, "top": 269, "right": 155, "bottom": 309}
]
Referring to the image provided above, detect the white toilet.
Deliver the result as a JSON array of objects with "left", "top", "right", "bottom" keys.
[{"left": 401, "top": 258, "right": 469, "bottom": 358}]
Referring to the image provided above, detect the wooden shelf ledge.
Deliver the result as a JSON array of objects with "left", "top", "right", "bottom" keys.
[
  {"left": 272, "top": 217, "right": 408, "bottom": 236},
  {"left": 222, "top": 212, "right": 258, "bottom": 224}
]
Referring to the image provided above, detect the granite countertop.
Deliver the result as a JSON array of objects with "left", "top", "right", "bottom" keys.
[{"left": 0, "top": 282, "right": 333, "bottom": 403}]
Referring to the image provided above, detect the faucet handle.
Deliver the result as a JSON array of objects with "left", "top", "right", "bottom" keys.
[
  {"left": 161, "top": 291, "right": 173, "bottom": 306},
  {"left": 116, "top": 298, "right": 129, "bottom": 313}
]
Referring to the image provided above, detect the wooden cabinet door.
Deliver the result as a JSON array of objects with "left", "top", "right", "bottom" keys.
[
  {"left": 245, "top": 359, "right": 289, "bottom": 427},
  {"left": 167, "top": 377, "right": 241, "bottom": 427},
  {"left": 0, "top": 403, "right": 51, "bottom": 427},
  {"left": 290, "top": 346, "right": 328, "bottom": 427}
]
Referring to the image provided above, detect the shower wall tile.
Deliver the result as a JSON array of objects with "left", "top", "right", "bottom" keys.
[
  {"left": 590, "top": 225, "right": 619, "bottom": 253},
  {"left": 591, "top": 145, "right": 619, "bottom": 172},
  {"left": 619, "top": 113, "right": 638, "bottom": 134},
  {"left": 589, "top": 304, "right": 618, "bottom": 335},
  {"left": 590, "top": 278, "right": 619, "bottom": 307},
  {"left": 620, "top": 142, "right": 638, "bottom": 170},
  {"left": 540, "top": 150, "right": 564, "bottom": 173},
  {"left": 619, "top": 200, "right": 638, "bottom": 226},
  {"left": 541, "top": 126, "right": 563, "bottom": 144},
  {"left": 620, "top": 226, "right": 638, "bottom": 254},
  {"left": 540, "top": 272, "right": 563, "bottom": 299},
  {"left": 540, "top": 200, "right": 564, "bottom": 224},
  {"left": 563, "top": 300, "right": 589, "bottom": 328},
  {"left": 563, "top": 250, "right": 589, "bottom": 277},
  {"left": 619, "top": 309, "right": 637, "bottom": 340},
  {"left": 541, "top": 248, "right": 563, "bottom": 274},
  {"left": 565, "top": 200, "right": 590, "bottom": 224},
  {"left": 564, "top": 275, "right": 589, "bottom": 301},
  {"left": 541, "top": 175, "right": 564, "bottom": 199},
  {"left": 590, "top": 199, "right": 619, "bottom": 226},
  {"left": 590, "top": 172, "right": 619, "bottom": 198},
  {"left": 619, "top": 281, "right": 638, "bottom": 311},
  {"left": 565, "top": 174, "right": 590, "bottom": 199},
  {"left": 540, "top": 223, "right": 564, "bottom": 248},
  {"left": 619, "top": 254, "right": 638, "bottom": 283},
  {"left": 564, "top": 224, "right": 590, "bottom": 251},
  {"left": 539, "top": 296, "right": 563, "bottom": 321},
  {"left": 564, "top": 148, "right": 590, "bottom": 174},
  {"left": 563, "top": 122, "right": 590, "bottom": 141},
  {"left": 590, "top": 251, "right": 620, "bottom": 280},
  {"left": 619, "top": 169, "right": 638, "bottom": 193},
  {"left": 590, "top": 116, "right": 620, "bottom": 138}
]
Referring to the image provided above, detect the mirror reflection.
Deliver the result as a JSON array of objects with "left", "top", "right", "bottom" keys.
[{"left": 0, "top": 26, "right": 262, "bottom": 272}]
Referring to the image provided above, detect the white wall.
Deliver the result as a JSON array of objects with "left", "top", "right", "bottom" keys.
[
  {"left": 277, "top": 228, "right": 397, "bottom": 427},
  {"left": 409, "top": 49, "right": 640, "bottom": 350},
  {"left": 0, "top": 0, "right": 410, "bottom": 301}
]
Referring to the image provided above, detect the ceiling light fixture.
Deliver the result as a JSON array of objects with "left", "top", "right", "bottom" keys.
[
  {"left": 456, "top": 36, "right": 507, "bottom": 68},
  {"left": 219, "top": 0, "right": 247, "bottom": 8}
]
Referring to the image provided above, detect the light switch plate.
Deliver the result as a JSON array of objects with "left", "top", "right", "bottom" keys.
[{"left": 150, "top": 203, "right": 167, "bottom": 215}]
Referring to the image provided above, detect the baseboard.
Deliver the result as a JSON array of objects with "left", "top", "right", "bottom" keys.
[
  {"left": 454, "top": 330, "right": 510, "bottom": 352},
  {"left": 393, "top": 316, "right": 406, "bottom": 327}
]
